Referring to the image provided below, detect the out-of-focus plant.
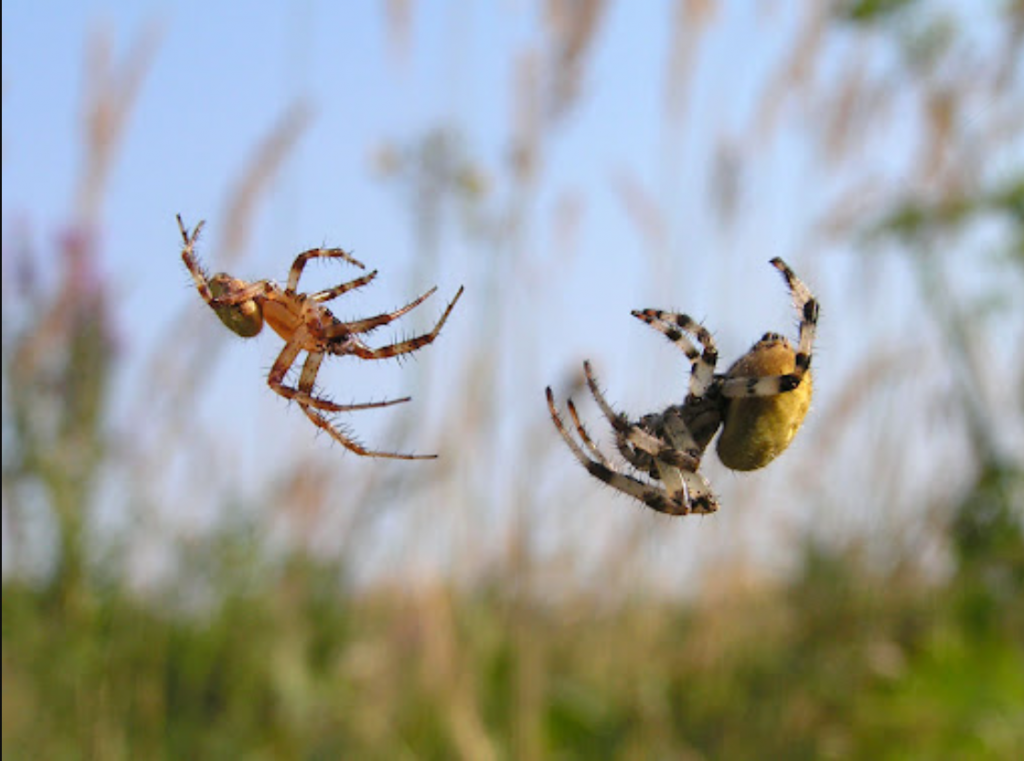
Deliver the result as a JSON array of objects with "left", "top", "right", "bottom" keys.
[
  {"left": 1, "top": 22, "right": 155, "bottom": 603},
  {"left": 3, "top": 227, "right": 115, "bottom": 605},
  {"left": 841, "top": 0, "right": 1024, "bottom": 647}
]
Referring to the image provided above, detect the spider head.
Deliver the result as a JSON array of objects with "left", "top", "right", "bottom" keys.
[{"left": 209, "top": 273, "right": 264, "bottom": 338}]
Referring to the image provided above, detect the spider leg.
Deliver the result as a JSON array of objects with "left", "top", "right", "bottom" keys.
[
  {"left": 577, "top": 361, "right": 653, "bottom": 468},
  {"left": 267, "top": 333, "right": 412, "bottom": 413},
  {"left": 582, "top": 361, "right": 700, "bottom": 471},
  {"left": 631, "top": 310, "right": 719, "bottom": 396},
  {"left": 326, "top": 286, "right": 439, "bottom": 336},
  {"left": 631, "top": 310, "right": 701, "bottom": 359},
  {"left": 177, "top": 215, "right": 277, "bottom": 311},
  {"left": 563, "top": 367, "right": 656, "bottom": 472},
  {"left": 721, "top": 373, "right": 799, "bottom": 398},
  {"left": 293, "top": 352, "right": 434, "bottom": 459},
  {"left": 287, "top": 247, "right": 366, "bottom": 292},
  {"left": 300, "top": 402, "right": 437, "bottom": 459},
  {"left": 770, "top": 257, "right": 818, "bottom": 373},
  {"left": 722, "top": 259, "right": 818, "bottom": 399},
  {"left": 177, "top": 214, "right": 204, "bottom": 252},
  {"left": 546, "top": 388, "right": 686, "bottom": 513},
  {"left": 344, "top": 286, "right": 464, "bottom": 360},
  {"left": 566, "top": 397, "right": 612, "bottom": 467},
  {"left": 581, "top": 360, "right": 629, "bottom": 430},
  {"left": 658, "top": 463, "right": 719, "bottom": 514},
  {"left": 547, "top": 388, "right": 716, "bottom": 515},
  {"left": 310, "top": 270, "right": 378, "bottom": 303},
  {"left": 178, "top": 215, "right": 215, "bottom": 300}
]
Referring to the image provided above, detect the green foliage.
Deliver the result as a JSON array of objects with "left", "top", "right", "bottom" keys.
[
  {"left": 839, "top": 0, "right": 919, "bottom": 24},
  {"left": 5, "top": 544, "right": 1023, "bottom": 759},
  {"left": 869, "top": 174, "right": 1024, "bottom": 253}
]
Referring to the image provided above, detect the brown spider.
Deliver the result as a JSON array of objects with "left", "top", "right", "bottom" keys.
[{"left": 177, "top": 215, "right": 464, "bottom": 459}]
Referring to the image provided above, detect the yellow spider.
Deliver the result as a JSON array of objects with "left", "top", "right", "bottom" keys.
[{"left": 546, "top": 258, "right": 818, "bottom": 514}]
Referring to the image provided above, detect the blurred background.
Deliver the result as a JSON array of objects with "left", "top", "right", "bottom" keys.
[{"left": 3, "top": 1, "right": 1023, "bottom": 758}]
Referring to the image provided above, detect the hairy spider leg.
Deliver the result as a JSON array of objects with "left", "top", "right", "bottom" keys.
[
  {"left": 177, "top": 214, "right": 204, "bottom": 254},
  {"left": 294, "top": 350, "right": 434, "bottom": 460},
  {"left": 566, "top": 398, "right": 613, "bottom": 467},
  {"left": 328, "top": 286, "right": 440, "bottom": 336},
  {"left": 631, "top": 310, "right": 719, "bottom": 396},
  {"left": 771, "top": 256, "right": 818, "bottom": 374},
  {"left": 178, "top": 217, "right": 217, "bottom": 301},
  {"left": 631, "top": 311, "right": 701, "bottom": 360},
  {"left": 578, "top": 361, "right": 655, "bottom": 469},
  {"left": 580, "top": 362, "right": 657, "bottom": 471},
  {"left": 581, "top": 360, "right": 668, "bottom": 470},
  {"left": 178, "top": 215, "right": 272, "bottom": 309},
  {"left": 581, "top": 362, "right": 719, "bottom": 513},
  {"left": 338, "top": 286, "right": 465, "bottom": 360},
  {"left": 582, "top": 361, "right": 701, "bottom": 471},
  {"left": 265, "top": 329, "right": 412, "bottom": 414},
  {"left": 545, "top": 388, "right": 698, "bottom": 515},
  {"left": 311, "top": 270, "right": 379, "bottom": 303},
  {"left": 721, "top": 258, "right": 819, "bottom": 399},
  {"left": 287, "top": 247, "right": 366, "bottom": 292}
]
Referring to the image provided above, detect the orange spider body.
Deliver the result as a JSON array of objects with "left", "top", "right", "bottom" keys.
[
  {"left": 178, "top": 215, "right": 463, "bottom": 459},
  {"left": 261, "top": 298, "right": 307, "bottom": 342}
]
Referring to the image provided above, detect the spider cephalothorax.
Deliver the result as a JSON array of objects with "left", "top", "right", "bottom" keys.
[
  {"left": 178, "top": 215, "right": 464, "bottom": 459},
  {"left": 546, "top": 258, "right": 818, "bottom": 515}
]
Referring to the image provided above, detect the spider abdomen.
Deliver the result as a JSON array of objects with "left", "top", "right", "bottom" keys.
[
  {"left": 209, "top": 274, "right": 264, "bottom": 337},
  {"left": 716, "top": 338, "right": 812, "bottom": 471}
]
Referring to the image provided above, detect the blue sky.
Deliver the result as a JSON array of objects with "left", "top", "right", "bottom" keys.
[{"left": 4, "top": 1, "right": 805, "bottom": 441}]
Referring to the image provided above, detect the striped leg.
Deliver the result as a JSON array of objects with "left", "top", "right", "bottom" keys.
[
  {"left": 631, "top": 310, "right": 719, "bottom": 396},
  {"left": 311, "top": 270, "right": 378, "bottom": 303},
  {"left": 294, "top": 351, "right": 433, "bottom": 460},
  {"left": 566, "top": 398, "right": 613, "bottom": 467},
  {"left": 545, "top": 387, "right": 698, "bottom": 515},
  {"left": 177, "top": 215, "right": 209, "bottom": 292},
  {"left": 545, "top": 371, "right": 720, "bottom": 515},
  {"left": 582, "top": 361, "right": 700, "bottom": 472},
  {"left": 287, "top": 247, "right": 366, "bottom": 292},
  {"left": 267, "top": 333, "right": 411, "bottom": 414},
  {"left": 327, "top": 286, "right": 440, "bottom": 336},
  {"left": 771, "top": 256, "right": 818, "bottom": 374},
  {"left": 341, "top": 286, "right": 464, "bottom": 360},
  {"left": 722, "top": 258, "right": 818, "bottom": 399}
]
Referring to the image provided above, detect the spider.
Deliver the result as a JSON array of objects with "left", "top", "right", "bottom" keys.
[
  {"left": 177, "top": 214, "right": 464, "bottom": 460},
  {"left": 545, "top": 257, "right": 818, "bottom": 515}
]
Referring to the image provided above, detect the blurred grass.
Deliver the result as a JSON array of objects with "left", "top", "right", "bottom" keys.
[
  {"left": 3, "top": 533, "right": 1023, "bottom": 759},
  {"left": 4, "top": 2, "right": 1024, "bottom": 758}
]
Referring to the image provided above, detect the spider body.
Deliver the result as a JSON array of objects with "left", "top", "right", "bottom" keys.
[
  {"left": 207, "top": 274, "right": 264, "bottom": 337},
  {"left": 717, "top": 332, "right": 813, "bottom": 471},
  {"left": 546, "top": 257, "right": 818, "bottom": 515},
  {"left": 178, "top": 215, "right": 464, "bottom": 459}
]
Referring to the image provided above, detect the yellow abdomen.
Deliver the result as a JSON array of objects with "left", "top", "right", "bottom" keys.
[{"left": 716, "top": 340, "right": 812, "bottom": 472}]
